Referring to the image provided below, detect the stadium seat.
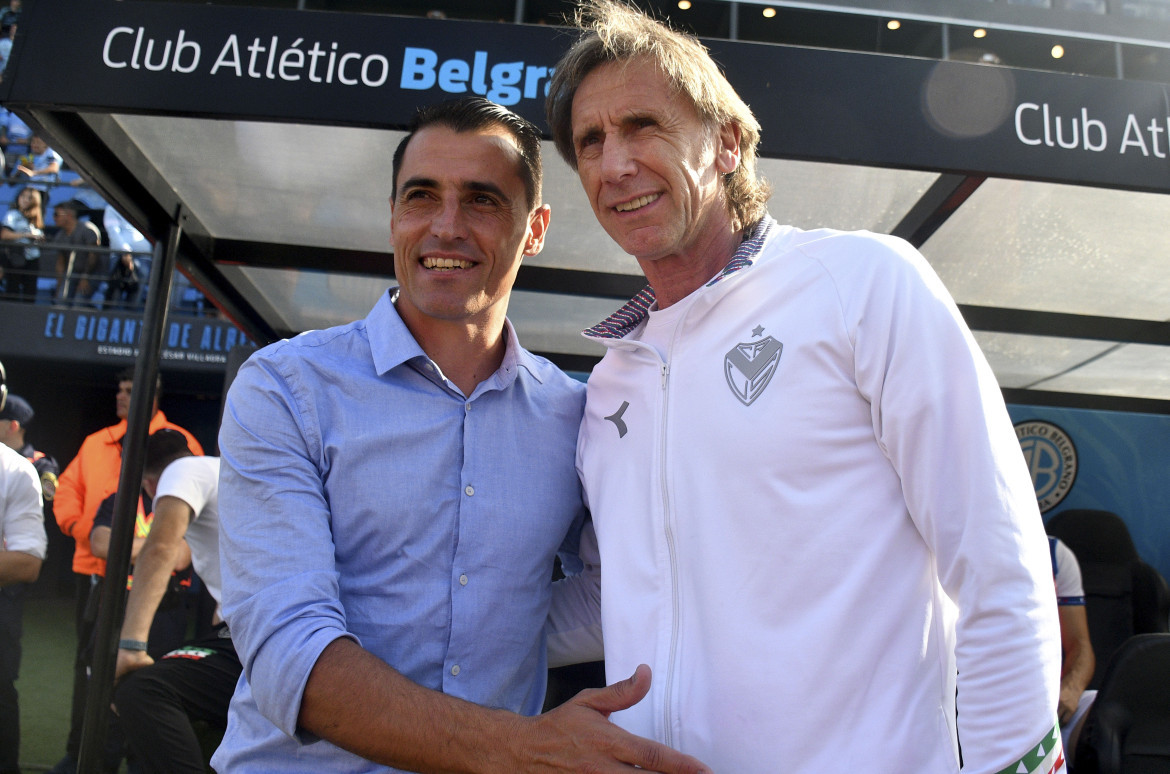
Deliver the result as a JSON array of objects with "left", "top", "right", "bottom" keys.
[
  {"left": 1046, "top": 509, "right": 1170, "bottom": 689},
  {"left": 0, "top": 182, "right": 22, "bottom": 208},
  {"left": 1073, "top": 633, "right": 1170, "bottom": 774}
]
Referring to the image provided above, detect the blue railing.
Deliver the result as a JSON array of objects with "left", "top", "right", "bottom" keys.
[{"left": 0, "top": 242, "right": 211, "bottom": 315}]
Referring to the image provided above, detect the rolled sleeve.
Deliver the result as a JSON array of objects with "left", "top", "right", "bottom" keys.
[
  {"left": 3, "top": 454, "right": 46, "bottom": 559},
  {"left": 218, "top": 349, "right": 356, "bottom": 738}
]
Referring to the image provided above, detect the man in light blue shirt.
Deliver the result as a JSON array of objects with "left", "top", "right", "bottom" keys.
[{"left": 214, "top": 97, "right": 710, "bottom": 774}]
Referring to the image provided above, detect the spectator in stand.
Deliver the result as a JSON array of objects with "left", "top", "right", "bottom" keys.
[
  {"left": 0, "top": 185, "right": 44, "bottom": 301},
  {"left": 102, "top": 206, "right": 149, "bottom": 258},
  {"left": 49, "top": 368, "right": 203, "bottom": 774},
  {"left": 14, "top": 134, "right": 62, "bottom": 183},
  {"left": 0, "top": 108, "right": 30, "bottom": 158},
  {"left": 105, "top": 251, "right": 141, "bottom": 309},
  {"left": 0, "top": 24, "right": 15, "bottom": 76},
  {"left": 0, "top": 360, "right": 46, "bottom": 774},
  {"left": 0, "top": 1, "right": 20, "bottom": 31},
  {"left": 51, "top": 199, "right": 103, "bottom": 306},
  {"left": 103, "top": 205, "right": 151, "bottom": 304}
]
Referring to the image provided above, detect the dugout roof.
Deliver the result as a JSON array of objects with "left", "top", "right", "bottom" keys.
[{"left": 4, "top": 0, "right": 1170, "bottom": 412}]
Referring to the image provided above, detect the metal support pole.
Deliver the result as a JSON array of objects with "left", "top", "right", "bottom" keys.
[{"left": 77, "top": 212, "right": 182, "bottom": 774}]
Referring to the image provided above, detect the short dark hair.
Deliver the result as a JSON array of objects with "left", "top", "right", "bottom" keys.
[
  {"left": 144, "top": 428, "right": 192, "bottom": 476},
  {"left": 54, "top": 198, "right": 89, "bottom": 215},
  {"left": 116, "top": 367, "right": 163, "bottom": 400},
  {"left": 391, "top": 96, "right": 543, "bottom": 210}
]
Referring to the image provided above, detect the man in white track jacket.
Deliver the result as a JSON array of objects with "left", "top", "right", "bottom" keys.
[{"left": 544, "top": 2, "right": 1064, "bottom": 773}]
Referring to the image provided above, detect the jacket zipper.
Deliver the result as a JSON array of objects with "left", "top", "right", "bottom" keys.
[{"left": 658, "top": 358, "right": 680, "bottom": 748}]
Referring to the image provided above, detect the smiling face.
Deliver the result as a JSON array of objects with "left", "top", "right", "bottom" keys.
[
  {"left": 390, "top": 124, "right": 549, "bottom": 337},
  {"left": 571, "top": 58, "right": 741, "bottom": 274}
]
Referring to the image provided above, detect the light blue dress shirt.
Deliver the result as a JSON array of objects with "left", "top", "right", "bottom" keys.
[{"left": 213, "top": 290, "right": 587, "bottom": 772}]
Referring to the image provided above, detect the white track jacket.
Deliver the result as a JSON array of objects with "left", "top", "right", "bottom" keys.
[{"left": 557, "top": 217, "right": 1064, "bottom": 774}]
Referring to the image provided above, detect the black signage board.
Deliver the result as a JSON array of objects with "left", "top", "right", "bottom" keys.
[
  {"left": 708, "top": 40, "right": 1170, "bottom": 194},
  {"left": 0, "top": 302, "right": 256, "bottom": 372},
  {"left": 2, "top": 0, "right": 568, "bottom": 129},
  {"left": 3, "top": 0, "right": 1169, "bottom": 193}
]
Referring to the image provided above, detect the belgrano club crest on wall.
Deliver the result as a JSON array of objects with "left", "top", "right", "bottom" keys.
[
  {"left": 1014, "top": 420, "right": 1079, "bottom": 513},
  {"left": 725, "top": 325, "right": 783, "bottom": 407}
]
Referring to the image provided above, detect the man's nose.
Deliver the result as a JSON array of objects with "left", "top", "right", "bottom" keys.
[
  {"left": 600, "top": 136, "right": 637, "bottom": 183},
  {"left": 430, "top": 199, "right": 466, "bottom": 240}
]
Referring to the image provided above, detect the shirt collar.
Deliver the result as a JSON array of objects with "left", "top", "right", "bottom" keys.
[
  {"left": 368, "top": 289, "right": 428, "bottom": 376},
  {"left": 584, "top": 215, "right": 776, "bottom": 340},
  {"left": 368, "top": 289, "right": 545, "bottom": 387},
  {"left": 498, "top": 316, "right": 547, "bottom": 386}
]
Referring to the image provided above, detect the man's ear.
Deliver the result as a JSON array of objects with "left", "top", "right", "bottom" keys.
[
  {"left": 715, "top": 122, "right": 742, "bottom": 175},
  {"left": 524, "top": 204, "right": 552, "bottom": 256}
]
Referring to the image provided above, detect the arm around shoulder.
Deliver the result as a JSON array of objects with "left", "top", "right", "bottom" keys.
[{"left": 547, "top": 518, "right": 604, "bottom": 667}]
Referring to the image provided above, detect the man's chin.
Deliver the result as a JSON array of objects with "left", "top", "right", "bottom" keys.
[{"left": 607, "top": 227, "right": 670, "bottom": 262}]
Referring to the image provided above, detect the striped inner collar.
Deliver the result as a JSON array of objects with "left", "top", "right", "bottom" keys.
[{"left": 584, "top": 215, "right": 775, "bottom": 340}]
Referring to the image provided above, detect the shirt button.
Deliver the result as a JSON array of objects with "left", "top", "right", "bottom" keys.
[
  {"left": 450, "top": 664, "right": 461, "bottom": 676},
  {"left": 459, "top": 574, "right": 468, "bottom": 586},
  {"left": 464, "top": 485, "right": 474, "bottom": 496},
  {"left": 465, "top": 403, "right": 472, "bottom": 412}
]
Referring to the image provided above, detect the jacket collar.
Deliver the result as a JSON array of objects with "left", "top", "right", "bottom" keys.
[{"left": 584, "top": 215, "right": 776, "bottom": 340}]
